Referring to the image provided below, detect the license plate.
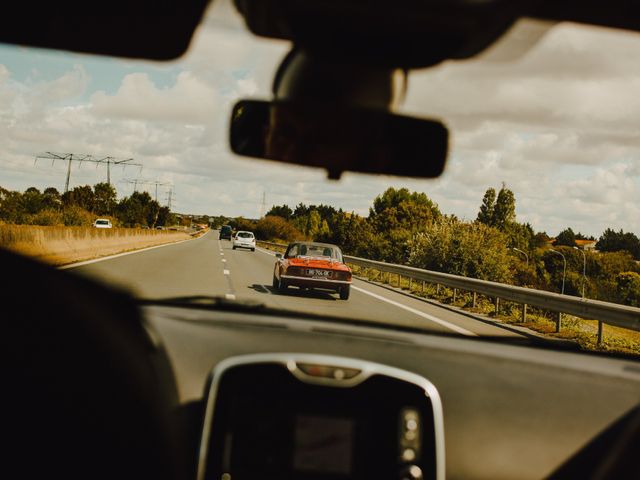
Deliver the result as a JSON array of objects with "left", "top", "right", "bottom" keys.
[{"left": 307, "top": 269, "right": 330, "bottom": 277}]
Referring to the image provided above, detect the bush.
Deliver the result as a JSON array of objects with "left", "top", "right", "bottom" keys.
[
  {"left": 62, "top": 205, "right": 95, "bottom": 227},
  {"left": 511, "top": 260, "right": 539, "bottom": 288},
  {"left": 408, "top": 218, "right": 512, "bottom": 283},
  {"left": 616, "top": 272, "right": 640, "bottom": 307},
  {"left": 255, "top": 215, "right": 304, "bottom": 242},
  {"left": 232, "top": 217, "right": 258, "bottom": 232},
  {"left": 26, "top": 209, "right": 64, "bottom": 226}
]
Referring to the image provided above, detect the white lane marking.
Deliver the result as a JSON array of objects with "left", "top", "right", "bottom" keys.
[
  {"left": 256, "top": 246, "right": 277, "bottom": 256},
  {"left": 225, "top": 293, "right": 236, "bottom": 300},
  {"left": 256, "top": 284, "right": 272, "bottom": 294},
  {"left": 59, "top": 235, "right": 200, "bottom": 270},
  {"left": 351, "top": 285, "right": 477, "bottom": 336},
  {"left": 222, "top": 259, "right": 227, "bottom": 263},
  {"left": 224, "top": 269, "right": 230, "bottom": 275},
  {"left": 220, "top": 252, "right": 224, "bottom": 256}
]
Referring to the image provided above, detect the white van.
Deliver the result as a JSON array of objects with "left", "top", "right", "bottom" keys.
[{"left": 93, "top": 219, "right": 113, "bottom": 229}]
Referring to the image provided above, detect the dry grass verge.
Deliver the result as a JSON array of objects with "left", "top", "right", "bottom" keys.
[{"left": 1, "top": 225, "right": 193, "bottom": 266}]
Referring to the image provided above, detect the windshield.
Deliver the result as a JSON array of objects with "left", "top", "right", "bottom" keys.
[{"left": 1, "top": 1, "right": 639, "bottom": 358}]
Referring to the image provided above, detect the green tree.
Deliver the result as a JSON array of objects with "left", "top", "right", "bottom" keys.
[
  {"left": 492, "top": 184, "right": 516, "bottom": 230},
  {"left": 116, "top": 191, "right": 157, "bottom": 227},
  {"left": 210, "top": 216, "right": 231, "bottom": 229},
  {"left": 542, "top": 246, "right": 573, "bottom": 294},
  {"left": 597, "top": 228, "right": 640, "bottom": 260},
  {"left": 0, "top": 188, "right": 24, "bottom": 223},
  {"left": 231, "top": 217, "right": 257, "bottom": 232},
  {"left": 266, "top": 205, "right": 293, "bottom": 220},
  {"left": 408, "top": 218, "right": 512, "bottom": 283},
  {"left": 93, "top": 183, "right": 117, "bottom": 215},
  {"left": 293, "top": 203, "right": 310, "bottom": 218},
  {"left": 316, "top": 211, "right": 376, "bottom": 257},
  {"left": 318, "top": 219, "right": 330, "bottom": 238},
  {"left": 370, "top": 187, "right": 440, "bottom": 219},
  {"left": 63, "top": 185, "right": 95, "bottom": 212},
  {"left": 575, "top": 232, "right": 595, "bottom": 241},
  {"left": 311, "top": 204, "right": 338, "bottom": 222},
  {"left": 367, "top": 189, "right": 441, "bottom": 263},
  {"left": 533, "top": 231, "right": 551, "bottom": 248},
  {"left": 615, "top": 272, "right": 640, "bottom": 307},
  {"left": 541, "top": 248, "right": 639, "bottom": 301},
  {"left": 555, "top": 228, "right": 577, "bottom": 247},
  {"left": 306, "top": 210, "right": 322, "bottom": 237},
  {"left": 504, "top": 222, "right": 535, "bottom": 250},
  {"left": 370, "top": 189, "right": 440, "bottom": 231},
  {"left": 42, "top": 187, "right": 62, "bottom": 210},
  {"left": 255, "top": 215, "right": 303, "bottom": 241},
  {"left": 589, "top": 251, "right": 640, "bottom": 301},
  {"left": 476, "top": 187, "right": 496, "bottom": 226},
  {"left": 21, "top": 187, "right": 44, "bottom": 214}
]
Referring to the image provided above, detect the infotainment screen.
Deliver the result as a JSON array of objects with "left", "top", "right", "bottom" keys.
[
  {"left": 293, "top": 415, "right": 354, "bottom": 475},
  {"left": 201, "top": 357, "right": 440, "bottom": 480}
]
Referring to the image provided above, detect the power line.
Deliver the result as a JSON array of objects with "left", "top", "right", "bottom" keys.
[
  {"left": 121, "top": 179, "right": 172, "bottom": 202},
  {"left": 165, "top": 187, "right": 175, "bottom": 210},
  {"left": 259, "top": 190, "right": 266, "bottom": 218},
  {"left": 34, "top": 152, "right": 142, "bottom": 193}
]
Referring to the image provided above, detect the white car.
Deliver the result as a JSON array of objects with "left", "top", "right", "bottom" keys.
[
  {"left": 93, "top": 219, "right": 113, "bottom": 229},
  {"left": 232, "top": 231, "right": 256, "bottom": 251}
]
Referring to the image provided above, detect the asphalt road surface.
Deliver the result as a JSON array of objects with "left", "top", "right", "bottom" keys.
[{"left": 67, "top": 231, "right": 520, "bottom": 337}]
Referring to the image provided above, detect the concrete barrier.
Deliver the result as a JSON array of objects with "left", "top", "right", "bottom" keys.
[{"left": 0, "top": 225, "right": 193, "bottom": 266}]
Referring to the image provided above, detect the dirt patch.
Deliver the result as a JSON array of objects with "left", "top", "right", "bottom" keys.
[{"left": 0, "top": 225, "right": 193, "bottom": 266}]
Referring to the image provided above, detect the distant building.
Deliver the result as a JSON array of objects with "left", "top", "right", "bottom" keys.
[
  {"left": 544, "top": 238, "right": 597, "bottom": 251},
  {"left": 575, "top": 239, "right": 597, "bottom": 251}
]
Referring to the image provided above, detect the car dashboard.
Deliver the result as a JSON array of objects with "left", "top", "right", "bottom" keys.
[{"left": 143, "top": 304, "right": 640, "bottom": 480}]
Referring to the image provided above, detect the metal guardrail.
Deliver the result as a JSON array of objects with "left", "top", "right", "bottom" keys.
[
  {"left": 258, "top": 240, "right": 288, "bottom": 250},
  {"left": 257, "top": 240, "right": 640, "bottom": 334}
]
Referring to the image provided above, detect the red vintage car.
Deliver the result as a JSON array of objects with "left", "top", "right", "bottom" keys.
[{"left": 272, "top": 242, "right": 352, "bottom": 299}]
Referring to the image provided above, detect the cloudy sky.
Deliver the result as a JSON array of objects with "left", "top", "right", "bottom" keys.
[{"left": 1, "top": 0, "right": 639, "bottom": 237}]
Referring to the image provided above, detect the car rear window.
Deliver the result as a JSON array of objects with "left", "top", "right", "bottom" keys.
[
  {"left": 299, "top": 244, "right": 341, "bottom": 260},
  {"left": 238, "top": 232, "right": 254, "bottom": 238},
  {"left": 96, "top": 220, "right": 109, "bottom": 225}
]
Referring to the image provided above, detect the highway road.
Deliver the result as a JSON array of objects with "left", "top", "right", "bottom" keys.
[{"left": 67, "top": 230, "right": 520, "bottom": 337}]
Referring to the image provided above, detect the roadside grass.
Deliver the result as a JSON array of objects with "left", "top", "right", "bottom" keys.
[
  {"left": 1, "top": 224, "right": 192, "bottom": 265},
  {"left": 350, "top": 265, "right": 640, "bottom": 357},
  {"left": 257, "top": 241, "right": 287, "bottom": 254},
  {"left": 0, "top": 224, "right": 184, "bottom": 248}
]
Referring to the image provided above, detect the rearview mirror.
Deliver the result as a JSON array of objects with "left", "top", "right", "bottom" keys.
[
  {"left": 275, "top": 253, "right": 283, "bottom": 259},
  {"left": 230, "top": 100, "right": 449, "bottom": 179}
]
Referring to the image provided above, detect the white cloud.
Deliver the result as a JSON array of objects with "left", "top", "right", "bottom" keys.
[
  {"left": 0, "top": 64, "right": 9, "bottom": 83},
  {"left": 1, "top": 12, "right": 640, "bottom": 238},
  {"left": 91, "top": 71, "right": 218, "bottom": 124}
]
